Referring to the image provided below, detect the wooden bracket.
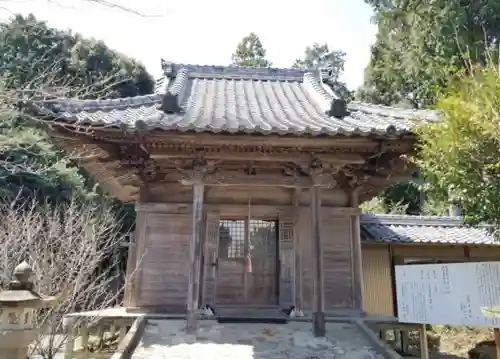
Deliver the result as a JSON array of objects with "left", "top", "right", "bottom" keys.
[
  {"left": 119, "top": 143, "right": 161, "bottom": 183},
  {"left": 177, "top": 152, "right": 220, "bottom": 185},
  {"left": 300, "top": 154, "right": 341, "bottom": 188}
]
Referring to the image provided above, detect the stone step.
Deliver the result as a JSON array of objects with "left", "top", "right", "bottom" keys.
[
  {"left": 215, "top": 306, "right": 288, "bottom": 324},
  {"left": 131, "top": 319, "right": 397, "bottom": 359}
]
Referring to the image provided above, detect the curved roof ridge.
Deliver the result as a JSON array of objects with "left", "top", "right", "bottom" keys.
[
  {"left": 161, "top": 60, "right": 307, "bottom": 81},
  {"left": 361, "top": 213, "right": 495, "bottom": 228},
  {"left": 349, "top": 101, "right": 440, "bottom": 121}
]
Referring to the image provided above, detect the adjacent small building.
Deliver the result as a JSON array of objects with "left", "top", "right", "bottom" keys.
[
  {"left": 360, "top": 214, "right": 500, "bottom": 317},
  {"left": 33, "top": 61, "right": 444, "bottom": 334}
]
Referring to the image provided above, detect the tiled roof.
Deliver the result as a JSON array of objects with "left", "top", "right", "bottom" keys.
[
  {"left": 35, "top": 62, "right": 439, "bottom": 137},
  {"left": 361, "top": 214, "right": 499, "bottom": 246}
]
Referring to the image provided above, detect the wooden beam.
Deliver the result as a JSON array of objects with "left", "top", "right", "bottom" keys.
[
  {"left": 51, "top": 126, "right": 416, "bottom": 155},
  {"left": 175, "top": 171, "right": 337, "bottom": 188},
  {"left": 135, "top": 203, "right": 361, "bottom": 216},
  {"left": 310, "top": 185, "right": 326, "bottom": 337},
  {"left": 90, "top": 129, "right": 385, "bottom": 149},
  {"left": 150, "top": 150, "right": 366, "bottom": 165},
  {"left": 186, "top": 181, "right": 204, "bottom": 333}
]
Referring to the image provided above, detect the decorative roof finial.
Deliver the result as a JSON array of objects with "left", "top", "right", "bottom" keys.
[
  {"left": 318, "top": 67, "right": 332, "bottom": 83},
  {"left": 329, "top": 99, "right": 349, "bottom": 119},
  {"left": 160, "top": 92, "right": 183, "bottom": 114},
  {"left": 160, "top": 59, "right": 175, "bottom": 76}
]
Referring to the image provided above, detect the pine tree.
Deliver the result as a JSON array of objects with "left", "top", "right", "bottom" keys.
[{"left": 231, "top": 33, "right": 271, "bottom": 67}]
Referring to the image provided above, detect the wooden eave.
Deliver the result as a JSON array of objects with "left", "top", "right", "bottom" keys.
[
  {"left": 88, "top": 128, "right": 417, "bottom": 151},
  {"left": 46, "top": 124, "right": 419, "bottom": 202}
]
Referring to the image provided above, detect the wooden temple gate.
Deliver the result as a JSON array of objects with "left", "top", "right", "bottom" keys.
[{"left": 32, "top": 62, "right": 437, "bottom": 336}]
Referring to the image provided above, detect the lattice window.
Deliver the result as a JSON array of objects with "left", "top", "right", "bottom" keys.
[
  {"left": 219, "top": 220, "right": 245, "bottom": 259},
  {"left": 219, "top": 219, "right": 277, "bottom": 260},
  {"left": 249, "top": 220, "right": 277, "bottom": 257}
]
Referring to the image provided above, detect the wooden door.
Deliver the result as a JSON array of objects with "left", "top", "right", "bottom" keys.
[
  {"left": 215, "top": 219, "right": 278, "bottom": 306},
  {"left": 215, "top": 220, "right": 247, "bottom": 304},
  {"left": 247, "top": 220, "right": 279, "bottom": 305}
]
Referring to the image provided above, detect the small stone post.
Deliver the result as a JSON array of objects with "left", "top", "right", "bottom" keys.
[{"left": 0, "top": 261, "right": 57, "bottom": 359}]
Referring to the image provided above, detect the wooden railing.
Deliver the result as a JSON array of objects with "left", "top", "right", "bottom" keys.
[
  {"left": 63, "top": 312, "right": 144, "bottom": 359},
  {"left": 363, "top": 319, "right": 434, "bottom": 359}
]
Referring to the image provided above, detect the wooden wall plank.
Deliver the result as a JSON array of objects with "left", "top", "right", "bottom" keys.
[
  {"left": 361, "top": 245, "right": 394, "bottom": 316},
  {"left": 469, "top": 247, "right": 500, "bottom": 260},
  {"left": 133, "top": 199, "right": 359, "bottom": 313},
  {"left": 321, "top": 210, "right": 354, "bottom": 310},
  {"left": 137, "top": 213, "right": 191, "bottom": 310}
]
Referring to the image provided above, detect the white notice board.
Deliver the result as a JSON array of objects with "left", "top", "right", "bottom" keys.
[{"left": 395, "top": 261, "right": 500, "bottom": 326}]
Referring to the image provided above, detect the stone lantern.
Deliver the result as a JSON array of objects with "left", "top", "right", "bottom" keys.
[{"left": 0, "top": 261, "right": 57, "bottom": 359}]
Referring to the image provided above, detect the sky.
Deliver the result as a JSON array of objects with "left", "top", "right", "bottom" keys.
[{"left": 1, "top": 0, "right": 377, "bottom": 90}]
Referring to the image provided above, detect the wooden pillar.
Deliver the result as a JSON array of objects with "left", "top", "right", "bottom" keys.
[
  {"left": 464, "top": 245, "right": 471, "bottom": 260},
  {"left": 131, "top": 209, "right": 147, "bottom": 308},
  {"left": 420, "top": 325, "right": 429, "bottom": 359},
  {"left": 310, "top": 185, "right": 325, "bottom": 337},
  {"left": 293, "top": 188, "right": 302, "bottom": 311},
  {"left": 401, "top": 330, "right": 410, "bottom": 354},
  {"left": 186, "top": 180, "right": 205, "bottom": 333},
  {"left": 349, "top": 190, "right": 364, "bottom": 312},
  {"left": 391, "top": 249, "right": 403, "bottom": 317},
  {"left": 244, "top": 217, "right": 250, "bottom": 303},
  {"left": 123, "top": 241, "right": 137, "bottom": 307},
  {"left": 494, "top": 328, "right": 500, "bottom": 359}
]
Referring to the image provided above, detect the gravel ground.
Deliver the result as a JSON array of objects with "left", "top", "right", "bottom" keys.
[{"left": 131, "top": 319, "right": 389, "bottom": 359}]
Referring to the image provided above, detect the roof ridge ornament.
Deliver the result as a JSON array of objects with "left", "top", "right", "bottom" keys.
[
  {"left": 329, "top": 98, "right": 349, "bottom": 119},
  {"left": 316, "top": 67, "right": 350, "bottom": 119},
  {"left": 160, "top": 92, "right": 183, "bottom": 114},
  {"left": 161, "top": 58, "right": 175, "bottom": 76},
  {"left": 158, "top": 61, "right": 188, "bottom": 114},
  {"left": 317, "top": 66, "right": 332, "bottom": 84}
]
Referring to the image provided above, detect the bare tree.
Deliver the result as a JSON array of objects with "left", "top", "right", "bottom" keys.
[
  {"left": 0, "top": 11, "right": 152, "bottom": 358},
  {"left": 0, "top": 0, "right": 163, "bottom": 17},
  {"left": 0, "top": 196, "right": 131, "bottom": 359}
]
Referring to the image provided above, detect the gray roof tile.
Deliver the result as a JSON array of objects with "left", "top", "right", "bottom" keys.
[
  {"left": 36, "top": 63, "right": 439, "bottom": 137},
  {"left": 361, "top": 214, "right": 499, "bottom": 246}
]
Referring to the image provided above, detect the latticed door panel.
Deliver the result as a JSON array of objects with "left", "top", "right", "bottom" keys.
[
  {"left": 247, "top": 219, "right": 278, "bottom": 305},
  {"left": 278, "top": 210, "right": 296, "bottom": 307},
  {"left": 202, "top": 211, "right": 220, "bottom": 306},
  {"left": 216, "top": 219, "right": 247, "bottom": 305}
]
